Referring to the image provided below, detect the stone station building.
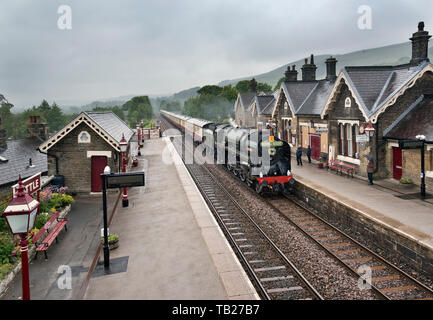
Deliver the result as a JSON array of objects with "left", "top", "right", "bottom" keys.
[{"left": 38, "top": 111, "right": 135, "bottom": 194}]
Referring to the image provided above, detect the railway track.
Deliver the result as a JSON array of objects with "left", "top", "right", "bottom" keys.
[
  {"left": 160, "top": 115, "right": 433, "bottom": 299},
  {"left": 161, "top": 118, "right": 323, "bottom": 300},
  {"left": 266, "top": 195, "right": 433, "bottom": 300}
]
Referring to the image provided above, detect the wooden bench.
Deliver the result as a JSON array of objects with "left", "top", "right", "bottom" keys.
[
  {"left": 327, "top": 160, "right": 355, "bottom": 177},
  {"left": 36, "top": 213, "right": 69, "bottom": 260},
  {"left": 12, "top": 212, "right": 60, "bottom": 257}
]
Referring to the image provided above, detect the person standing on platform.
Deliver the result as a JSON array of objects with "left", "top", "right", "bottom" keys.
[
  {"left": 307, "top": 145, "right": 312, "bottom": 163},
  {"left": 366, "top": 156, "right": 375, "bottom": 185},
  {"left": 296, "top": 146, "right": 303, "bottom": 166}
]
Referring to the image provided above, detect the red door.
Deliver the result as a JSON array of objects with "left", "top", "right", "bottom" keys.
[
  {"left": 310, "top": 135, "right": 321, "bottom": 161},
  {"left": 91, "top": 156, "right": 108, "bottom": 192},
  {"left": 393, "top": 147, "right": 402, "bottom": 180}
]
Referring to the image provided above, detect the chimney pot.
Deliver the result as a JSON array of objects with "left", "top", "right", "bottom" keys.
[
  {"left": 301, "top": 55, "right": 317, "bottom": 81},
  {"left": 410, "top": 21, "right": 431, "bottom": 65},
  {"left": 284, "top": 64, "right": 298, "bottom": 82},
  {"left": 325, "top": 56, "right": 338, "bottom": 82}
]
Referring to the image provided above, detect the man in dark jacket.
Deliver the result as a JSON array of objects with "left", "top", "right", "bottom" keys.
[
  {"left": 296, "top": 146, "right": 303, "bottom": 166},
  {"left": 366, "top": 157, "right": 375, "bottom": 185},
  {"left": 307, "top": 145, "right": 312, "bottom": 163}
]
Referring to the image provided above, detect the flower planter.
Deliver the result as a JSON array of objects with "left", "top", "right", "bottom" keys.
[
  {"left": 109, "top": 239, "right": 119, "bottom": 250},
  {"left": 317, "top": 163, "right": 324, "bottom": 169}
]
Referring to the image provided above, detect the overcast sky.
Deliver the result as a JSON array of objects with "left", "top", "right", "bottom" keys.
[{"left": 1, "top": 0, "right": 433, "bottom": 109}]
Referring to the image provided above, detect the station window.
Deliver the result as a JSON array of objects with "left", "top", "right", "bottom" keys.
[{"left": 339, "top": 123, "right": 358, "bottom": 158}]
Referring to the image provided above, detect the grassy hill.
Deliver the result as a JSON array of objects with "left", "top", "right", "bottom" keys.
[{"left": 218, "top": 41, "right": 431, "bottom": 87}]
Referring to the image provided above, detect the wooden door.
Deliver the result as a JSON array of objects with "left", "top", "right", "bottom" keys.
[
  {"left": 91, "top": 156, "right": 108, "bottom": 192},
  {"left": 310, "top": 134, "right": 321, "bottom": 161},
  {"left": 393, "top": 147, "right": 402, "bottom": 180}
]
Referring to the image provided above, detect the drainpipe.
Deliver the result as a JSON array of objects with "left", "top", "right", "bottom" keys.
[{"left": 37, "top": 148, "right": 59, "bottom": 175}]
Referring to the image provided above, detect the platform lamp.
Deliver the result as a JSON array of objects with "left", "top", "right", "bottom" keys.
[
  {"left": 365, "top": 122, "right": 376, "bottom": 137},
  {"left": 416, "top": 134, "right": 426, "bottom": 198},
  {"left": 2, "top": 176, "right": 39, "bottom": 300},
  {"left": 120, "top": 133, "right": 129, "bottom": 207}
]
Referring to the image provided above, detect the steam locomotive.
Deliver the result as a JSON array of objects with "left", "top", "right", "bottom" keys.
[{"left": 161, "top": 110, "right": 295, "bottom": 195}]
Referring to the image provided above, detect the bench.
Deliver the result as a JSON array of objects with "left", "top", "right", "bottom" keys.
[
  {"left": 327, "top": 159, "right": 355, "bottom": 177},
  {"left": 36, "top": 213, "right": 69, "bottom": 260},
  {"left": 11, "top": 212, "right": 60, "bottom": 257}
]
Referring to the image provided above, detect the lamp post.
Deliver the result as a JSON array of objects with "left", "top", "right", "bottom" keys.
[
  {"left": 2, "top": 176, "right": 39, "bottom": 300},
  {"left": 365, "top": 122, "right": 376, "bottom": 138},
  {"left": 101, "top": 165, "right": 111, "bottom": 269},
  {"left": 120, "top": 133, "right": 129, "bottom": 207},
  {"left": 416, "top": 135, "right": 426, "bottom": 198}
]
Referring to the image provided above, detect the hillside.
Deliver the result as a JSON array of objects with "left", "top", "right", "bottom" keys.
[{"left": 218, "top": 41, "right": 433, "bottom": 87}]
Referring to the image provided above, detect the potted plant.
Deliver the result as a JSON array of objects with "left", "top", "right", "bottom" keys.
[
  {"left": 400, "top": 178, "right": 413, "bottom": 187},
  {"left": 101, "top": 234, "right": 119, "bottom": 250},
  {"left": 318, "top": 161, "right": 324, "bottom": 169}
]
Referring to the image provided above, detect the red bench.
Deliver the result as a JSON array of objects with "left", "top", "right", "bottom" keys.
[
  {"left": 12, "top": 212, "right": 59, "bottom": 257},
  {"left": 328, "top": 159, "right": 355, "bottom": 177},
  {"left": 12, "top": 212, "right": 69, "bottom": 260},
  {"left": 36, "top": 213, "right": 69, "bottom": 260}
]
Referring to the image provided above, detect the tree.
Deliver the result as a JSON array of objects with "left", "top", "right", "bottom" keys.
[
  {"left": 123, "top": 96, "right": 154, "bottom": 126},
  {"left": 235, "top": 79, "right": 272, "bottom": 93},
  {"left": 160, "top": 100, "right": 182, "bottom": 112},
  {"left": 197, "top": 85, "right": 223, "bottom": 96},
  {"left": 273, "top": 77, "right": 285, "bottom": 91}
]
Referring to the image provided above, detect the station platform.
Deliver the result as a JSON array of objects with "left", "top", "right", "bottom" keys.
[
  {"left": 291, "top": 156, "right": 433, "bottom": 273},
  {"left": 84, "top": 138, "right": 258, "bottom": 300}
]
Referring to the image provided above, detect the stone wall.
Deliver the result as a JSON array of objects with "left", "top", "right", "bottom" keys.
[
  {"left": 294, "top": 179, "right": 433, "bottom": 278},
  {"left": 47, "top": 123, "right": 120, "bottom": 193}
]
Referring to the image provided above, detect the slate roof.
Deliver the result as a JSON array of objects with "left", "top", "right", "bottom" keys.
[
  {"left": 384, "top": 94, "right": 433, "bottom": 143},
  {"left": 296, "top": 80, "right": 334, "bottom": 116},
  {"left": 342, "top": 61, "right": 428, "bottom": 118},
  {"left": 255, "top": 95, "right": 275, "bottom": 115},
  {"left": 84, "top": 111, "right": 135, "bottom": 143},
  {"left": 39, "top": 111, "right": 135, "bottom": 152},
  {"left": 281, "top": 81, "right": 318, "bottom": 113},
  {"left": 239, "top": 92, "right": 256, "bottom": 110},
  {"left": 0, "top": 137, "right": 47, "bottom": 186}
]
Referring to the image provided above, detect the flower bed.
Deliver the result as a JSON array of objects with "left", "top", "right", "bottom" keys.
[{"left": 0, "top": 186, "right": 75, "bottom": 285}]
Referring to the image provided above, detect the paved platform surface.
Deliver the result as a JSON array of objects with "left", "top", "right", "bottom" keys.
[
  {"left": 1, "top": 194, "right": 117, "bottom": 300},
  {"left": 292, "top": 157, "right": 433, "bottom": 250},
  {"left": 84, "top": 138, "right": 258, "bottom": 300}
]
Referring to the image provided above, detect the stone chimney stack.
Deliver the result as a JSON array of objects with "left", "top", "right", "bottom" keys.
[
  {"left": 0, "top": 117, "right": 6, "bottom": 149},
  {"left": 27, "top": 115, "right": 48, "bottom": 141},
  {"left": 249, "top": 78, "right": 257, "bottom": 92},
  {"left": 325, "top": 56, "right": 338, "bottom": 82},
  {"left": 410, "top": 21, "right": 431, "bottom": 65},
  {"left": 284, "top": 65, "right": 298, "bottom": 82},
  {"left": 301, "top": 54, "right": 317, "bottom": 81}
]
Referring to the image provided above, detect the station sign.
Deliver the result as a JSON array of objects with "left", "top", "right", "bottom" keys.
[
  {"left": 150, "top": 129, "right": 160, "bottom": 139},
  {"left": 12, "top": 172, "right": 41, "bottom": 197},
  {"left": 356, "top": 134, "right": 369, "bottom": 143},
  {"left": 398, "top": 139, "right": 424, "bottom": 150},
  {"left": 105, "top": 172, "right": 145, "bottom": 189},
  {"left": 315, "top": 128, "right": 328, "bottom": 134}
]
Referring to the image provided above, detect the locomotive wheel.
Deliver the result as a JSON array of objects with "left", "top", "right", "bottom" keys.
[
  {"left": 239, "top": 172, "right": 246, "bottom": 182},
  {"left": 233, "top": 169, "right": 239, "bottom": 176},
  {"left": 254, "top": 182, "right": 261, "bottom": 194}
]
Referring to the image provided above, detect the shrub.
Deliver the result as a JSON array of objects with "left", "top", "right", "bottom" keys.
[
  {"left": 34, "top": 213, "right": 51, "bottom": 229},
  {"left": 0, "top": 232, "right": 14, "bottom": 265},
  {"left": 400, "top": 178, "right": 413, "bottom": 184},
  {"left": 101, "top": 234, "right": 119, "bottom": 243},
  {"left": 0, "top": 263, "right": 13, "bottom": 281}
]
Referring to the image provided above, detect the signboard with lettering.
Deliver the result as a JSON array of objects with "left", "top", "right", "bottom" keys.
[
  {"left": 315, "top": 128, "right": 328, "bottom": 134},
  {"left": 356, "top": 134, "right": 369, "bottom": 143},
  {"left": 12, "top": 172, "right": 41, "bottom": 197},
  {"left": 150, "top": 129, "right": 160, "bottom": 139},
  {"left": 105, "top": 172, "right": 145, "bottom": 189},
  {"left": 398, "top": 140, "right": 424, "bottom": 150}
]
